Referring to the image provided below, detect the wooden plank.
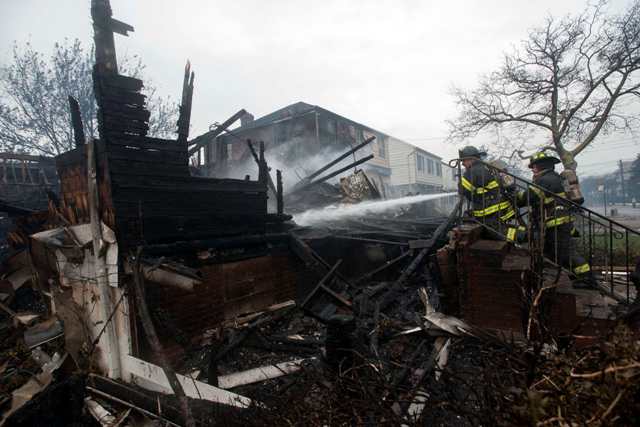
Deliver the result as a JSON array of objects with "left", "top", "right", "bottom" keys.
[
  {"left": 99, "top": 105, "right": 151, "bottom": 122},
  {"left": 100, "top": 74, "right": 143, "bottom": 91},
  {"left": 99, "top": 90, "right": 146, "bottom": 105},
  {"left": 107, "top": 137, "right": 186, "bottom": 153},
  {"left": 112, "top": 201, "right": 267, "bottom": 216},
  {"left": 105, "top": 146, "right": 188, "bottom": 164},
  {"left": 111, "top": 179, "right": 266, "bottom": 194},
  {"left": 107, "top": 160, "right": 189, "bottom": 177}
]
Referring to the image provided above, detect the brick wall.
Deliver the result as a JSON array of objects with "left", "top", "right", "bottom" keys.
[
  {"left": 143, "top": 252, "right": 301, "bottom": 363},
  {"left": 438, "top": 224, "right": 614, "bottom": 341}
]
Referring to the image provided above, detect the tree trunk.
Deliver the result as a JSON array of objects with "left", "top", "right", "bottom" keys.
[{"left": 556, "top": 144, "right": 577, "bottom": 171}]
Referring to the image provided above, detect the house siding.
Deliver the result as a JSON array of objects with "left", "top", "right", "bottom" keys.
[{"left": 388, "top": 138, "right": 443, "bottom": 190}]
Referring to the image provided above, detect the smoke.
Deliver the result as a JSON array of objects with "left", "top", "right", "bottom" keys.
[
  {"left": 219, "top": 137, "right": 374, "bottom": 193},
  {"left": 293, "top": 192, "right": 458, "bottom": 226}
]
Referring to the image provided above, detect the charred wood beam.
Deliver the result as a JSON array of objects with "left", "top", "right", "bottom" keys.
[
  {"left": 377, "top": 247, "right": 430, "bottom": 309},
  {"left": 258, "top": 141, "right": 267, "bottom": 186},
  {"left": 109, "top": 17, "right": 134, "bottom": 36},
  {"left": 354, "top": 251, "right": 411, "bottom": 286},
  {"left": 249, "top": 333, "right": 319, "bottom": 355},
  {"left": 68, "top": 96, "right": 85, "bottom": 148},
  {"left": 88, "top": 374, "right": 184, "bottom": 425},
  {"left": 141, "top": 233, "right": 290, "bottom": 256},
  {"left": 91, "top": 0, "right": 120, "bottom": 75},
  {"left": 177, "top": 61, "right": 194, "bottom": 144},
  {"left": 276, "top": 169, "right": 284, "bottom": 215},
  {"left": 299, "top": 135, "right": 375, "bottom": 184},
  {"left": 377, "top": 199, "right": 462, "bottom": 311},
  {"left": 391, "top": 339, "right": 427, "bottom": 391},
  {"left": 301, "top": 259, "right": 352, "bottom": 310},
  {"left": 346, "top": 230, "right": 426, "bottom": 240},
  {"left": 87, "top": 387, "right": 180, "bottom": 427},
  {"left": 187, "top": 109, "right": 247, "bottom": 156},
  {"left": 206, "top": 302, "right": 299, "bottom": 376},
  {"left": 289, "top": 234, "right": 354, "bottom": 288},
  {"left": 345, "top": 219, "right": 428, "bottom": 238},
  {"left": 398, "top": 338, "right": 448, "bottom": 417},
  {"left": 131, "top": 250, "right": 195, "bottom": 427},
  {"left": 293, "top": 154, "right": 374, "bottom": 194},
  {"left": 0, "top": 200, "right": 35, "bottom": 216},
  {"left": 247, "top": 140, "right": 277, "bottom": 194},
  {"left": 330, "top": 235, "right": 410, "bottom": 247},
  {"left": 268, "top": 334, "right": 323, "bottom": 347},
  {"left": 0, "top": 153, "right": 54, "bottom": 163}
]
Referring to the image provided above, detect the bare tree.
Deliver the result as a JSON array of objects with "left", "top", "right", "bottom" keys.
[
  {"left": 0, "top": 39, "right": 179, "bottom": 156},
  {"left": 447, "top": 1, "right": 640, "bottom": 171}
]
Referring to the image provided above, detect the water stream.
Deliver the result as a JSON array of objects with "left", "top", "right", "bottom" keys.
[{"left": 293, "top": 192, "right": 458, "bottom": 226}]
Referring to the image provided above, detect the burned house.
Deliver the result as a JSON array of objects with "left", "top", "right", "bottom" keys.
[
  {"left": 0, "top": 153, "right": 57, "bottom": 210},
  {"left": 1, "top": 1, "right": 639, "bottom": 425},
  {"left": 202, "top": 102, "right": 393, "bottom": 196},
  {"left": 0, "top": 153, "right": 58, "bottom": 258}
]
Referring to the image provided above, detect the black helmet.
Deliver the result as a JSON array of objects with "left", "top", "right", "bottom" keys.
[
  {"left": 458, "top": 146, "right": 486, "bottom": 159},
  {"left": 528, "top": 151, "right": 561, "bottom": 169}
]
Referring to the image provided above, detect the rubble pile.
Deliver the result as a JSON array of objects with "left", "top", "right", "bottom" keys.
[{"left": 0, "top": 1, "right": 638, "bottom": 425}]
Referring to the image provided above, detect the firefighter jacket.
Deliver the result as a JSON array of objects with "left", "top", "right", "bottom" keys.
[
  {"left": 459, "top": 161, "right": 514, "bottom": 221},
  {"left": 518, "top": 169, "right": 572, "bottom": 230}
]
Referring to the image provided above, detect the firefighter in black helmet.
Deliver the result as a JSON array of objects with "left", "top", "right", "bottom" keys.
[
  {"left": 520, "top": 151, "right": 596, "bottom": 288},
  {"left": 458, "top": 146, "right": 515, "bottom": 240}
]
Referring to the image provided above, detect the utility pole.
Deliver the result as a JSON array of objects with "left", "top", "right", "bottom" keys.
[
  {"left": 619, "top": 160, "right": 626, "bottom": 205},
  {"left": 603, "top": 181, "right": 608, "bottom": 216}
]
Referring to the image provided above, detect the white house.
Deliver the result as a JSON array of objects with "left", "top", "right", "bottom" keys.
[{"left": 388, "top": 137, "right": 446, "bottom": 195}]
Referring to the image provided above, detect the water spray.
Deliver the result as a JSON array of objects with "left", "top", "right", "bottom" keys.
[{"left": 293, "top": 192, "right": 458, "bottom": 226}]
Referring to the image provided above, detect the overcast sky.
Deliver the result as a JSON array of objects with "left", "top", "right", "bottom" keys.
[{"left": 1, "top": 0, "right": 638, "bottom": 176}]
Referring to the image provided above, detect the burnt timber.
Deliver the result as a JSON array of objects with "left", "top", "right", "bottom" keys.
[{"left": 1, "top": 0, "right": 639, "bottom": 425}]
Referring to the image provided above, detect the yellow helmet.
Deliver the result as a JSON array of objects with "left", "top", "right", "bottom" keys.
[{"left": 528, "top": 151, "right": 560, "bottom": 168}]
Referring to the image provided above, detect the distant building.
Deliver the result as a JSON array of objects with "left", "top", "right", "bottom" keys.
[
  {"left": 204, "top": 101, "right": 451, "bottom": 196},
  {"left": 441, "top": 161, "right": 458, "bottom": 191},
  {"left": 387, "top": 138, "right": 447, "bottom": 194},
  {"left": 580, "top": 159, "right": 635, "bottom": 206},
  {"left": 206, "top": 102, "right": 391, "bottom": 195}
]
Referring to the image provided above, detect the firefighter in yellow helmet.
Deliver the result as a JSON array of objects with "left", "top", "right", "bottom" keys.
[
  {"left": 519, "top": 151, "right": 596, "bottom": 288},
  {"left": 458, "top": 146, "right": 515, "bottom": 240},
  {"left": 489, "top": 159, "right": 526, "bottom": 244}
]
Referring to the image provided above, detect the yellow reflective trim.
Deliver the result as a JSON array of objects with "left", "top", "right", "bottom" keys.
[
  {"left": 475, "top": 180, "right": 499, "bottom": 194},
  {"left": 500, "top": 209, "right": 515, "bottom": 221},
  {"left": 545, "top": 215, "right": 572, "bottom": 228},
  {"left": 574, "top": 263, "right": 591, "bottom": 274},
  {"left": 544, "top": 192, "right": 567, "bottom": 205},
  {"left": 506, "top": 227, "right": 516, "bottom": 242},
  {"left": 461, "top": 177, "right": 475, "bottom": 192},
  {"left": 531, "top": 187, "right": 544, "bottom": 198},
  {"left": 473, "top": 201, "right": 512, "bottom": 217}
]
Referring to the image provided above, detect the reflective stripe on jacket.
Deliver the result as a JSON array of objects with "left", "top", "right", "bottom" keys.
[
  {"left": 459, "top": 162, "right": 512, "bottom": 219},
  {"left": 519, "top": 169, "right": 572, "bottom": 229}
]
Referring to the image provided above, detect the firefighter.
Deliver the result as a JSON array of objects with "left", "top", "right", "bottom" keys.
[
  {"left": 458, "top": 146, "right": 515, "bottom": 240},
  {"left": 522, "top": 151, "right": 596, "bottom": 289},
  {"left": 489, "top": 159, "right": 527, "bottom": 243}
]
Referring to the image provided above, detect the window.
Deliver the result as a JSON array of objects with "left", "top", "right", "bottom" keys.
[
  {"left": 416, "top": 154, "right": 425, "bottom": 172},
  {"left": 427, "top": 158, "right": 434, "bottom": 175},
  {"left": 378, "top": 136, "right": 387, "bottom": 158},
  {"left": 436, "top": 162, "right": 442, "bottom": 177}
]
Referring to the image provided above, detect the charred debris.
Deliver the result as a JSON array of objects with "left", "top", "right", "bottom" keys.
[{"left": 1, "top": 1, "right": 639, "bottom": 426}]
